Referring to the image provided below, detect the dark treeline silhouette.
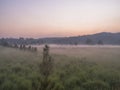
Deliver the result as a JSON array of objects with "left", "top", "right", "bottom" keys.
[
  {"left": 0, "top": 38, "right": 10, "bottom": 47},
  {"left": 19, "top": 44, "right": 37, "bottom": 52},
  {"left": 0, "top": 32, "right": 120, "bottom": 45},
  {"left": 86, "top": 38, "right": 93, "bottom": 45},
  {"left": 0, "top": 38, "right": 37, "bottom": 52}
]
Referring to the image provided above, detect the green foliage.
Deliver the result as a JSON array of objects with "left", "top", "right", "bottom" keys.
[
  {"left": 0, "top": 46, "right": 120, "bottom": 90},
  {"left": 82, "top": 80, "right": 109, "bottom": 90}
]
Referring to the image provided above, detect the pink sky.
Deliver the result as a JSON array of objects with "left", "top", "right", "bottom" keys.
[{"left": 0, "top": 0, "right": 120, "bottom": 38}]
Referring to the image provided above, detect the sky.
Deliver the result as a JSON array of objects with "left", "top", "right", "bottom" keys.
[{"left": 0, "top": 0, "right": 120, "bottom": 38}]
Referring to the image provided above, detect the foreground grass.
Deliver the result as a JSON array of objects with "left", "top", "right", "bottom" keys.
[{"left": 0, "top": 46, "right": 120, "bottom": 90}]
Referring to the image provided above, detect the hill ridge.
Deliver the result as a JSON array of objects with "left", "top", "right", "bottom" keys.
[{"left": 0, "top": 32, "right": 120, "bottom": 45}]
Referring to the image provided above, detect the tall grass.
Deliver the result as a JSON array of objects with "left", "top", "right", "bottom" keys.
[{"left": 0, "top": 46, "right": 120, "bottom": 90}]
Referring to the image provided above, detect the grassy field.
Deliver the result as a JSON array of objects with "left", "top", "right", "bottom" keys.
[
  {"left": 38, "top": 45, "right": 120, "bottom": 64},
  {"left": 0, "top": 45, "right": 120, "bottom": 90}
]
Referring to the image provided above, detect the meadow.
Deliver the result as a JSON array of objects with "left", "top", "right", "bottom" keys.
[{"left": 0, "top": 45, "right": 120, "bottom": 90}]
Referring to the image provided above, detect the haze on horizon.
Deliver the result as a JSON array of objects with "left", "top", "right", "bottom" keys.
[{"left": 0, "top": 0, "right": 120, "bottom": 38}]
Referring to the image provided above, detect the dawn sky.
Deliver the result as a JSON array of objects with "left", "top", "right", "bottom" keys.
[{"left": 0, "top": 0, "right": 120, "bottom": 38}]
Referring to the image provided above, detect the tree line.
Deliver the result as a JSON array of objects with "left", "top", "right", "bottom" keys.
[
  {"left": 0, "top": 38, "right": 37, "bottom": 52},
  {"left": 0, "top": 37, "right": 104, "bottom": 45}
]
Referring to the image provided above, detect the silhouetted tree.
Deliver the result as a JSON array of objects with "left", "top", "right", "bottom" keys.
[
  {"left": 28, "top": 45, "right": 32, "bottom": 50},
  {"left": 19, "top": 37, "right": 25, "bottom": 44},
  {"left": 0, "top": 38, "right": 9, "bottom": 47},
  {"left": 33, "top": 47, "right": 37, "bottom": 52},
  {"left": 19, "top": 44, "right": 23, "bottom": 49},
  {"left": 14, "top": 43, "right": 18, "bottom": 48},
  {"left": 86, "top": 38, "right": 93, "bottom": 45},
  {"left": 97, "top": 40, "right": 103, "bottom": 45},
  {"left": 22, "top": 44, "right": 26, "bottom": 50},
  {"left": 40, "top": 45, "right": 54, "bottom": 90},
  {"left": 74, "top": 42, "right": 78, "bottom": 45}
]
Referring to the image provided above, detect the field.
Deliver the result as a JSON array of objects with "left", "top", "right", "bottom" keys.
[{"left": 0, "top": 45, "right": 120, "bottom": 90}]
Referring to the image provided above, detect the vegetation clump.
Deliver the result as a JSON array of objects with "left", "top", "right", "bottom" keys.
[{"left": 40, "top": 45, "right": 54, "bottom": 90}]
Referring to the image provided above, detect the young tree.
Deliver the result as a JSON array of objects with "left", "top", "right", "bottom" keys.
[{"left": 40, "top": 45, "right": 54, "bottom": 90}]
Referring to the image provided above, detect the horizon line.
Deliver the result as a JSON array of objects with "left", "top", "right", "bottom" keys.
[{"left": 0, "top": 31, "right": 120, "bottom": 39}]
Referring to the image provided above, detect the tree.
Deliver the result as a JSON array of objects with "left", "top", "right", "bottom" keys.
[
  {"left": 97, "top": 40, "right": 103, "bottom": 45},
  {"left": 0, "top": 38, "right": 9, "bottom": 47},
  {"left": 40, "top": 45, "right": 54, "bottom": 90},
  {"left": 19, "top": 44, "right": 23, "bottom": 50},
  {"left": 74, "top": 42, "right": 78, "bottom": 45},
  {"left": 14, "top": 43, "right": 18, "bottom": 48},
  {"left": 86, "top": 38, "right": 93, "bottom": 45},
  {"left": 33, "top": 47, "right": 37, "bottom": 52},
  {"left": 28, "top": 45, "right": 31, "bottom": 50},
  {"left": 22, "top": 44, "right": 26, "bottom": 50}
]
